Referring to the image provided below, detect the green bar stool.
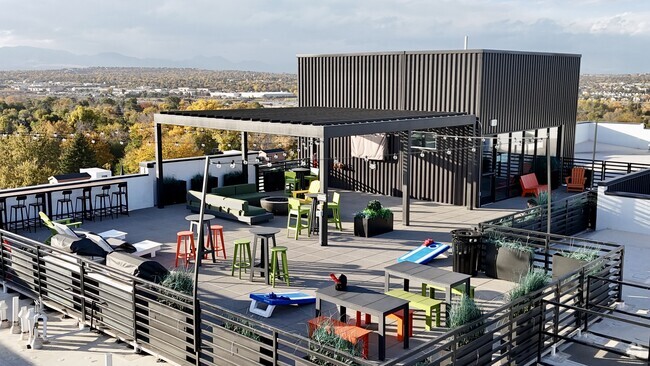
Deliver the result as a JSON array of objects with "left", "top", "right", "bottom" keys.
[
  {"left": 270, "top": 246, "right": 290, "bottom": 287},
  {"left": 327, "top": 192, "right": 342, "bottom": 231},
  {"left": 287, "top": 198, "right": 311, "bottom": 239},
  {"left": 231, "top": 239, "right": 252, "bottom": 279}
]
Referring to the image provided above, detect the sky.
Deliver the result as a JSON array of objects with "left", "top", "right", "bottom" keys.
[{"left": 0, "top": 0, "right": 648, "bottom": 74}]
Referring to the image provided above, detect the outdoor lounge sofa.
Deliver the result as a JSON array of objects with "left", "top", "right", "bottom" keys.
[
  {"left": 211, "top": 183, "right": 269, "bottom": 206},
  {"left": 186, "top": 190, "right": 274, "bottom": 225}
]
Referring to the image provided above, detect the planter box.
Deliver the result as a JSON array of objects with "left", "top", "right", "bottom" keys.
[
  {"left": 148, "top": 302, "right": 195, "bottom": 365},
  {"left": 213, "top": 328, "right": 273, "bottom": 366},
  {"left": 190, "top": 176, "right": 219, "bottom": 192},
  {"left": 484, "top": 245, "right": 532, "bottom": 282},
  {"left": 442, "top": 332, "right": 494, "bottom": 366},
  {"left": 552, "top": 254, "right": 586, "bottom": 282},
  {"left": 262, "top": 170, "right": 285, "bottom": 192},
  {"left": 162, "top": 179, "right": 187, "bottom": 205},
  {"left": 353, "top": 213, "right": 393, "bottom": 237}
]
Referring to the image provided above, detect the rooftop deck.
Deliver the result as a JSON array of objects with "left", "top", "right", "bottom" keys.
[{"left": 22, "top": 189, "right": 529, "bottom": 360}]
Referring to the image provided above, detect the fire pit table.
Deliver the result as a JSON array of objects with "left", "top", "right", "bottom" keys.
[{"left": 260, "top": 196, "right": 289, "bottom": 216}]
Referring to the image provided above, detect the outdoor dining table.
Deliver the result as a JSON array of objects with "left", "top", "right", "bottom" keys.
[
  {"left": 249, "top": 227, "right": 280, "bottom": 285},
  {"left": 184, "top": 213, "right": 217, "bottom": 266},
  {"left": 384, "top": 261, "right": 471, "bottom": 327},
  {"left": 315, "top": 285, "right": 409, "bottom": 360},
  {"left": 290, "top": 167, "right": 311, "bottom": 190}
]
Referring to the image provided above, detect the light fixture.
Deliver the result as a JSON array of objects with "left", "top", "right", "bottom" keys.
[
  {"left": 296, "top": 148, "right": 301, "bottom": 153},
  {"left": 273, "top": 154, "right": 278, "bottom": 159},
  {"left": 446, "top": 150, "right": 452, "bottom": 155},
  {"left": 229, "top": 160, "right": 236, "bottom": 168},
  {"left": 364, "top": 156, "right": 369, "bottom": 162},
  {"left": 419, "top": 151, "right": 425, "bottom": 158},
  {"left": 282, "top": 152, "right": 287, "bottom": 157},
  {"left": 300, "top": 160, "right": 307, "bottom": 166},
  {"left": 393, "top": 154, "right": 398, "bottom": 160},
  {"left": 243, "top": 160, "right": 248, "bottom": 165},
  {"left": 255, "top": 158, "right": 260, "bottom": 163},
  {"left": 266, "top": 162, "right": 272, "bottom": 167},
  {"left": 471, "top": 147, "right": 477, "bottom": 152},
  {"left": 490, "top": 119, "right": 498, "bottom": 127},
  {"left": 215, "top": 161, "right": 222, "bottom": 168},
  {"left": 91, "top": 139, "right": 95, "bottom": 144},
  {"left": 369, "top": 162, "right": 377, "bottom": 170},
  {"left": 119, "top": 141, "right": 124, "bottom": 145}
]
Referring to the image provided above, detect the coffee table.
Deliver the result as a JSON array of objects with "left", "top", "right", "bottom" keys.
[
  {"left": 99, "top": 229, "right": 127, "bottom": 240},
  {"left": 132, "top": 240, "right": 163, "bottom": 258}
]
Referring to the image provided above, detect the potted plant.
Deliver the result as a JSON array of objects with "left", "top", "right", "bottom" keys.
[
  {"left": 353, "top": 200, "right": 393, "bottom": 237},
  {"left": 223, "top": 170, "right": 247, "bottom": 186},
  {"left": 483, "top": 233, "right": 534, "bottom": 282},
  {"left": 190, "top": 173, "right": 219, "bottom": 191},
  {"left": 552, "top": 247, "right": 600, "bottom": 281},
  {"left": 502, "top": 270, "right": 550, "bottom": 362},
  {"left": 296, "top": 318, "right": 363, "bottom": 366},
  {"left": 214, "top": 316, "right": 274, "bottom": 366},
  {"left": 162, "top": 177, "right": 187, "bottom": 205},
  {"left": 446, "top": 295, "right": 492, "bottom": 365},
  {"left": 149, "top": 269, "right": 196, "bottom": 364}
]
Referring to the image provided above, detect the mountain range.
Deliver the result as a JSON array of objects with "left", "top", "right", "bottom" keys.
[{"left": 0, "top": 46, "right": 278, "bottom": 72}]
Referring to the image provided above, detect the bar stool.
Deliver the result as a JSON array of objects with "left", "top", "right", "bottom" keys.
[
  {"left": 231, "top": 239, "right": 252, "bottom": 279},
  {"left": 56, "top": 190, "right": 74, "bottom": 220},
  {"left": 94, "top": 185, "right": 113, "bottom": 221},
  {"left": 0, "top": 198, "right": 7, "bottom": 231},
  {"left": 111, "top": 182, "right": 128, "bottom": 217},
  {"left": 287, "top": 198, "right": 311, "bottom": 239},
  {"left": 175, "top": 230, "right": 196, "bottom": 268},
  {"left": 10, "top": 196, "right": 29, "bottom": 232},
  {"left": 75, "top": 187, "right": 93, "bottom": 221},
  {"left": 28, "top": 193, "right": 45, "bottom": 229},
  {"left": 209, "top": 224, "right": 227, "bottom": 259},
  {"left": 269, "top": 246, "right": 290, "bottom": 287}
]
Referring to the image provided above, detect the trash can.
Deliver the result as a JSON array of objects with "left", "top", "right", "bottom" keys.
[{"left": 451, "top": 229, "right": 481, "bottom": 276}]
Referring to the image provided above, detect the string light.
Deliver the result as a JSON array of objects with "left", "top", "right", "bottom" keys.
[
  {"left": 393, "top": 154, "right": 398, "bottom": 160},
  {"left": 420, "top": 151, "right": 425, "bottom": 158},
  {"left": 242, "top": 160, "right": 248, "bottom": 165},
  {"left": 229, "top": 160, "right": 236, "bottom": 168},
  {"left": 446, "top": 150, "right": 452, "bottom": 155},
  {"left": 369, "top": 162, "right": 377, "bottom": 170},
  {"left": 215, "top": 161, "right": 221, "bottom": 168},
  {"left": 266, "top": 162, "right": 272, "bottom": 167}
]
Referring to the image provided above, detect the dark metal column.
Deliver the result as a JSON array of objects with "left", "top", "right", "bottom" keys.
[
  {"left": 319, "top": 137, "right": 329, "bottom": 246},
  {"left": 401, "top": 130, "right": 411, "bottom": 226},
  {"left": 241, "top": 132, "right": 249, "bottom": 183},
  {"left": 154, "top": 123, "right": 164, "bottom": 208}
]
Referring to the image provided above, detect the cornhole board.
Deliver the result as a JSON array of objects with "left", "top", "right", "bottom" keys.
[
  {"left": 249, "top": 292, "right": 316, "bottom": 318},
  {"left": 397, "top": 242, "right": 450, "bottom": 264}
]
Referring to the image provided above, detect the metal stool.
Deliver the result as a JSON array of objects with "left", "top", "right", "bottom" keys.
[
  {"left": 111, "top": 182, "right": 128, "bottom": 217},
  {"left": 270, "top": 246, "right": 290, "bottom": 287},
  {"left": 28, "top": 193, "right": 45, "bottom": 229},
  {"left": 0, "top": 198, "right": 7, "bottom": 230},
  {"left": 231, "top": 239, "right": 252, "bottom": 279},
  {"left": 175, "top": 230, "right": 196, "bottom": 268},
  {"left": 10, "top": 195, "right": 29, "bottom": 232},
  {"left": 209, "top": 224, "right": 227, "bottom": 259},
  {"left": 56, "top": 190, "right": 74, "bottom": 220},
  {"left": 94, "top": 185, "right": 113, "bottom": 221},
  {"left": 75, "top": 187, "right": 93, "bottom": 221}
]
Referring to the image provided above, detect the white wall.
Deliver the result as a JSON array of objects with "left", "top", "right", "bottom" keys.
[
  {"left": 576, "top": 122, "right": 650, "bottom": 150},
  {"left": 596, "top": 185, "right": 650, "bottom": 235}
]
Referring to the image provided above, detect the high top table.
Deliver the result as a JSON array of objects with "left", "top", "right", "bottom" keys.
[
  {"left": 384, "top": 261, "right": 471, "bottom": 327},
  {"left": 185, "top": 214, "right": 217, "bottom": 266},
  {"left": 291, "top": 167, "right": 311, "bottom": 190},
  {"left": 315, "top": 285, "right": 409, "bottom": 360},
  {"left": 249, "top": 227, "right": 280, "bottom": 285}
]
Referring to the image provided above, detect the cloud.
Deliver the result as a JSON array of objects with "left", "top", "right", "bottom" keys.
[{"left": 0, "top": 0, "right": 647, "bottom": 73}]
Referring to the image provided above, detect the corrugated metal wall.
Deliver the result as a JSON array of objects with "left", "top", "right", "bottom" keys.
[{"left": 297, "top": 50, "right": 580, "bottom": 206}]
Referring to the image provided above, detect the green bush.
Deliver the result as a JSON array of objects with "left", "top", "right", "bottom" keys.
[
  {"left": 159, "top": 269, "right": 193, "bottom": 309},
  {"left": 485, "top": 233, "right": 534, "bottom": 254},
  {"left": 560, "top": 247, "right": 599, "bottom": 262},
  {"left": 354, "top": 200, "right": 392, "bottom": 219},
  {"left": 506, "top": 269, "right": 550, "bottom": 302},
  {"left": 223, "top": 170, "right": 246, "bottom": 186},
  {"left": 449, "top": 295, "right": 484, "bottom": 346},
  {"left": 308, "top": 318, "right": 362, "bottom": 365}
]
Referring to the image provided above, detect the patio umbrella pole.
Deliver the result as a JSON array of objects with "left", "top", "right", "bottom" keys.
[{"left": 192, "top": 155, "right": 210, "bottom": 364}]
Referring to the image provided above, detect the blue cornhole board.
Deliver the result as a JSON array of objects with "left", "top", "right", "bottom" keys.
[
  {"left": 397, "top": 243, "right": 450, "bottom": 264},
  {"left": 249, "top": 292, "right": 316, "bottom": 318}
]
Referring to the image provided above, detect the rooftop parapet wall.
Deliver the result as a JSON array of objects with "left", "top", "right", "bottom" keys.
[{"left": 575, "top": 121, "right": 650, "bottom": 151}]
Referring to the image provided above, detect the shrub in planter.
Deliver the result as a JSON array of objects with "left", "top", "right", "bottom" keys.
[
  {"left": 353, "top": 200, "right": 393, "bottom": 237},
  {"left": 189, "top": 174, "right": 219, "bottom": 191},
  {"left": 262, "top": 169, "right": 284, "bottom": 191},
  {"left": 552, "top": 247, "right": 600, "bottom": 281},
  {"left": 446, "top": 295, "right": 492, "bottom": 365},
  {"left": 162, "top": 177, "right": 187, "bottom": 205},
  {"left": 483, "top": 234, "right": 534, "bottom": 282},
  {"left": 223, "top": 170, "right": 247, "bottom": 186},
  {"left": 301, "top": 318, "right": 362, "bottom": 365},
  {"left": 149, "top": 269, "right": 195, "bottom": 364},
  {"left": 216, "top": 316, "right": 273, "bottom": 366}
]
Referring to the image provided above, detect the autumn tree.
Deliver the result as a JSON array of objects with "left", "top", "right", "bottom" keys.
[{"left": 59, "top": 134, "right": 98, "bottom": 174}]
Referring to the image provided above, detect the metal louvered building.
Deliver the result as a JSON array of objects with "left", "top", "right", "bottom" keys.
[{"left": 298, "top": 49, "right": 581, "bottom": 205}]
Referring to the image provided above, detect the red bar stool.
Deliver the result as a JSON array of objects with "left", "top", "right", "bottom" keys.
[
  {"left": 175, "top": 230, "right": 196, "bottom": 268},
  {"left": 209, "top": 224, "right": 227, "bottom": 259}
]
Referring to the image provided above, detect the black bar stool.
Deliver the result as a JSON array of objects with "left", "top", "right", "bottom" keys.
[
  {"left": 111, "top": 182, "right": 128, "bottom": 217},
  {"left": 94, "top": 185, "right": 113, "bottom": 221},
  {"left": 75, "top": 187, "right": 93, "bottom": 221},
  {"left": 28, "top": 193, "right": 45, "bottom": 229},
  {"left": 0, "top": 198, "right": 7, "bottom": 230},
  {"left": 56, "top": 190, "right": 74, "bottom": 220},
  {"left": 10, "top": 195, "right": 29, "bottom": 232}
]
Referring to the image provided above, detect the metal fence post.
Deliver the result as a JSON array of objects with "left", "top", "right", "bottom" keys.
[{"left": 617, "top": 247, "right": 625, "bottom": 302}]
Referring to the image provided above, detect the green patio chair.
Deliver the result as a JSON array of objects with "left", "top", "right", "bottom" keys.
[
  {"left": 284, "top": 171, "right": 297, "bottom": 196},
  {"left": 287, "top": 198, "right": 310, "bottom": 239},
  {"left": 327, "top": 192, "right": 342, "bottom": 231},
  {"left": 39, "top": 211, "right": 82, "bottom": 244}
]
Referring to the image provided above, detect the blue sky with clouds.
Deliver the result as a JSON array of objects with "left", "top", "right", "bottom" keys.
[{"left": 0, "top": 0, "right": 648, "bottom": 73}]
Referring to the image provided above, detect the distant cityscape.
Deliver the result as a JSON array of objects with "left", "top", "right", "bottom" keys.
[{"left": 579, "top": 74, "right": 650, "bottom": 102}]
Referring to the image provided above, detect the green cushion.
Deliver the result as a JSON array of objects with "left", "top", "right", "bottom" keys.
[
  {"left": 220, "top": 197, "right": 248, "bottom": 212},
  {"left": 212, "top": 186, "right": 236, "bottom": 196},
  {"left": 244, "top": 206, "right": 267, "bottom": 217}
]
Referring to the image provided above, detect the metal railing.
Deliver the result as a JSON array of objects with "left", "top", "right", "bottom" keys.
[
  {"left": 0, "top": 229, "right": 373, "bottom": 366},
  {"left": 479, "top": 191, "right": 597, "bottom": 236},
  {"left": 561, "top": 157, "right": 650, "bottom": 187}
]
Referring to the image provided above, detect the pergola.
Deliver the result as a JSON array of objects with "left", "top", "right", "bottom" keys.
[{"left": 154, "top": 107, "right": 477, "bottom": 246}]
